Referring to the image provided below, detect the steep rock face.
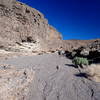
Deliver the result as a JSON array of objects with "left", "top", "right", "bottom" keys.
[
  {"left": 0, "top": 0, "right": 16, "bottom": 8},
  {"left": 0, "top": 0, "right": 62, "bottom": 52}
]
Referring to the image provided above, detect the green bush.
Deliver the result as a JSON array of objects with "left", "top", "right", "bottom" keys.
[{"left": 72, "top": 57, "right": 89, "bottom": 67}]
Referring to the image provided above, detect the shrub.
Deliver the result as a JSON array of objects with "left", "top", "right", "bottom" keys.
[{"left": 72, "top": 57, "right": 89, "bottom": 67}]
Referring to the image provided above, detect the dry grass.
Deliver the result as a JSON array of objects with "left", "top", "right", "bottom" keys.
[{"left": 85, "top": 64, "right": 100, "bottom": 82}]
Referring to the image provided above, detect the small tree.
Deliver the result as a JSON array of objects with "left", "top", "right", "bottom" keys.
[{"left": 72, "top": 57, "right": 89, "bottom": 68}]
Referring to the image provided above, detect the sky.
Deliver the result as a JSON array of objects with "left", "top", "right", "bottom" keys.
[{"left": 18, "top": 0, "right": 100, "bottom": 40}]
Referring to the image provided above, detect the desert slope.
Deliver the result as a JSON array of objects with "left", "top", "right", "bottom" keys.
[{"left": 0, "top": 54, "right": 100, "bottom": 100}]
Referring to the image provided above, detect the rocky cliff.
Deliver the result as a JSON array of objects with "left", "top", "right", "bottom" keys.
[
  {"left": 0, "top": 0, "right": 62, "bottom": 53},
  {"left": 72, "top": 39, "right": 100, "bottom": 63},
  {"left": 0, "top": 0, "right": 99, "bottom": 55}
]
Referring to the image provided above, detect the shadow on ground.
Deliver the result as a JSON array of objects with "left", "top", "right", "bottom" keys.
[
  {"left": 65, "top": 64, "right": 76, "bottom": 68},
  {"left": 75, "top": 73, "right": 88, "bottom": 78}
]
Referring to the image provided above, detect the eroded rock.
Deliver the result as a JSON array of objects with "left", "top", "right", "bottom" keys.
[
  {"left": 0, "top": 64, "right": 35, "bottom": 100},
  {"left": 0, "top": 0, "right": 16, "bottom": 8},
  {"left": 0, "top": 0, "right": 62, "bottom": 53}
]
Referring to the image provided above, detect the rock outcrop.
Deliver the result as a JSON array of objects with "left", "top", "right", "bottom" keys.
[
  {"left": 62, "top": 39, "right": 99, "bottom": 51},
  {"left": 71, "top": 39, "right": 100, "bottom": 63},
  {"left": 62, "top": 39, "right": 100, "bottom": 57},
  {"left": 0, "top": 0, "right": 62, "bottom": 53},
  {"left": 0, "top": 0, "right": 16, "bottom": 8},
  {"left": 0, "top": 64, "right": 35, "bottom": 100}
]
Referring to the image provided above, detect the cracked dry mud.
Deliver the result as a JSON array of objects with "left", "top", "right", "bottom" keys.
[{"left": 0, "top": 53, "right": 100, "bottom": 100}]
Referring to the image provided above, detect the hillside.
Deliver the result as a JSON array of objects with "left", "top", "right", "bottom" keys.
[{"left": 0, "top": 0, "right": 62, "bottom": 54}]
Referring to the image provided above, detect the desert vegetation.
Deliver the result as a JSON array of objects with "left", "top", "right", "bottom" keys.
[
  {"left": 85, "top": 64, "right": 100, "bottom": 82},
  {"left": 72, "top": 57, "right": 89, "bottom": 68}
]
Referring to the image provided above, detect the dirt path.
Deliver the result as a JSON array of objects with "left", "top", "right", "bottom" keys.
[{"left": 0, "top": 53, "right": 100, "bottom": 100}]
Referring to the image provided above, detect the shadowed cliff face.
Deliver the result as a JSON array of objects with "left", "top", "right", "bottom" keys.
[{"left": 0, "top": 0, "right": 62, "bottom": 52}]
